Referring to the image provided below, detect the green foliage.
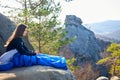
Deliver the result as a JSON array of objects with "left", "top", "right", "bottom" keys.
[
  {"left": 27, "top": 0, "right": 65, "bottom": 55},
  {"left": 1, "top": 0, "right": 70, "bottom": 55},
  {"left": 97, "top": 57, "right": 111, "bottom": 64},
  {"left": 1, "top": 0, "right": 74, "bottom": 55},
  {"left": 66, "top": 58, "right": 79, "bottom": 72},
  {"left": 109, "top": 65, "right": 120, "bottom": 76},
  {"left": 107, "top": 43, "right": 120, "bottom": 57},
  {"left": 97, "top": 43, "right": 120, "bottom": 76}
]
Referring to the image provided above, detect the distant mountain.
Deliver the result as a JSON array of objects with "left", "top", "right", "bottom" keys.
[
  {"left": 95, "top": 34, "right": 118, "bottom": 43},
  {"left": 84, "top": 20, "right": 120, "bottom": 34},
  {"left": 84, "top": 20, "right": 120, "bottom": 42},
  {"left": 105, "top": 29, "right": 120, "bottom": 41}
]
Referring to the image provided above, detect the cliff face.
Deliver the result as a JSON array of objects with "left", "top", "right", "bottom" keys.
[
  {"left": 60, "top": 15, "right": 110, "bottom": 66},
  {"left": 0, "top": 13, "right": 33, "bottom": 55},
  {"left": 0, "top": 66, "right": 76, "bottom": 80},
  {"left": 0, "top": 13, "right": 15, "bottom": 55}
]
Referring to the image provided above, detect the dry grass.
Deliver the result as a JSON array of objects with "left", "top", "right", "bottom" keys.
[{"left": 73, "top": 63, "right": 100, "bottom": 80}]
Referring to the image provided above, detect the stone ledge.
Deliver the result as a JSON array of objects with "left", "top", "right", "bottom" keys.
[{"left": 0, "top": 65, "right": 76, "bottom": 80}]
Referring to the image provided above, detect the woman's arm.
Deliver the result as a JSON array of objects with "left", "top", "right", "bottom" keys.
[{"left": 12, "top": 38, "right": 36, "bottom": 56}]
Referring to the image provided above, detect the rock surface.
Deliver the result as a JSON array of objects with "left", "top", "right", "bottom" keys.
[
  {"left": 110, "top": 76, "right": 120, "bottom": 80},
  {"left": 96, "top": 76, "right": 120, "bottom": 80},
  {"left": 60, "top": 15, "right": 110, "bottom": 65},
  {"left": 96, "top": 76, "right": 109, "bottom": 80},
  {"left": 0, "top": 66, "right": 76, "bottom": 80},
  {"left": 0, "top": 13, "right": 33, "bottom": 56}
]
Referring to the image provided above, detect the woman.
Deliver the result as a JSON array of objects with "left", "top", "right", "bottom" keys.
[
  {"left": 0, "top": 24, "right": 35, "bottom": 63},
  {"left": 0, "top": 24, "right": 67, "bottom": 71},
  {"left": 5, "top": 24, "right": 36, "bottom": 55}
]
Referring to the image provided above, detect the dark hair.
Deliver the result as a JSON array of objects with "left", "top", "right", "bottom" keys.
[
  {"left": 14, "top": 24, "right": 27, "bottom": 37},
  {"left": 5, "top": 24, "right": 27, "bottom": 47}
]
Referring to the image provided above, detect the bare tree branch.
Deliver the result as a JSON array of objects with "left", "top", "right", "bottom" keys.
[
  {"left": 29, "top": 0, "right": 43, "bottom": 10},
  {"left": 1, "top": 5, "right": 22, "bottom": 10},
  {"left": 15, "top": 0, "right": 23, "bottom": 4}
]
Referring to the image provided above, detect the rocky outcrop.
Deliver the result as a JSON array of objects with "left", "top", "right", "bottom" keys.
[
  {"left": 59, "top": 15, "right": 110, "bottom": 66},
  {"left": 0, "top": 13, "right": 15, "bottom": 55},
  {"left": 0, "top": 13, "right": 33, "bottom": 56},
  {"left": 96, "top": 76, "right": 120, "bottom": 80},
  {"left": 96, "top": 76, "right": 109, "bottom": 80},
  {"left": 0, "top": 65, "right": 76, "bottom": 80},
  {"left": 110, "top": 76, "right": 120, "bottom": 80}
]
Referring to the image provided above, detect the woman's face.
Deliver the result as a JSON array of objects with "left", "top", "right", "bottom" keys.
[{"left": 23, "top": 28, "right": 28, "bottom": 36}]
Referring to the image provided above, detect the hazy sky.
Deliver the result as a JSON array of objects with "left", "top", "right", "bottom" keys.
[
  {"left": 59, "top": 0, "right": 120, "bottom": 24},
  {"left": 0, "top": 0, "right": 120, "bottom": 24}
]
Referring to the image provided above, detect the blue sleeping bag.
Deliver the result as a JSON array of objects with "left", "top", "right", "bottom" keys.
[
  {"left": 0, "top": 62, "right": 13, "bottom": 71},
  {"left": 0, "top": 53, "right": 68, "bottom": 71}
]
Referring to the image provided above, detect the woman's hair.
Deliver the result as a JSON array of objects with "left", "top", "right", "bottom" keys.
[{"left": 4, "top": 24, "right": 27, "bottom": 47}]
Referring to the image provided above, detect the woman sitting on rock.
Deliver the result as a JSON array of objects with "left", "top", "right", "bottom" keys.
[
  {"left": 5, "top": 24, "right": 36, "bottom": 56},
  {"left": 0, "top": 24, "right": 67, "bottom": 71},
  {"left": 0, "top": 24, "right": 35, "bottom": 64}
]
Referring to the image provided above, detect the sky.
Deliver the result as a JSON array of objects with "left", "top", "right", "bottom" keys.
[
  {"left": 0, "top": 0, "right": 120, "bottom": 24},
  {"left": 59, "top": 0, "right": 120, "bottom": 24}
]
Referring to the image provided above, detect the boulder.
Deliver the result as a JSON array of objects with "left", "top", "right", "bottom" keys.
[
  {"left": 110, "top": 76, "right": 120, "bottom": 80},
  {"left": 0, "top": 65, "right": 76, "bottom": 80},
  {"left": 96, "top": 76, "right": 109, "bottom": 80},
  {"left": 0, "top": 13, "right": 33, "bottom": 56}
]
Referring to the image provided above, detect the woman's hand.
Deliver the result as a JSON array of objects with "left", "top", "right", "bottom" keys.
[{"left": 35, "top": 50, "right": 40, "bottom": 54}]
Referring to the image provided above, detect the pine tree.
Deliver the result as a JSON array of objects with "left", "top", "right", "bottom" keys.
[
  {"left": 97, "top": 43, "right": 120, "bottom": 76},
  {"left": 1, "top": 0, "right": 71, "bottom": 55}
]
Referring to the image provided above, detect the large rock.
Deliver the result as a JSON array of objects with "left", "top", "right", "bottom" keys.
[
  {"left": 96, "top": 76, "right": 109, "bottom": 80},
  {"left": 96, "top": 76, "right": 120, "bottom": 80},
  {"left": 110, "top": 76, "right": 120, "bottom": 80},
  {"left": 0, "top": 13, "right": 33, "bottom": 56},
  {"left": 0, "top": 66, "right": 76, "bottom": 80},
  {"left": 59, "top": 15, "right": 110, "bottom": 65}
]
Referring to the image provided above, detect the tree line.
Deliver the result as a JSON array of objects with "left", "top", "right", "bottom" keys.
[{"left": 0, "top": 0, "right": 74, "bottom": 55}]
